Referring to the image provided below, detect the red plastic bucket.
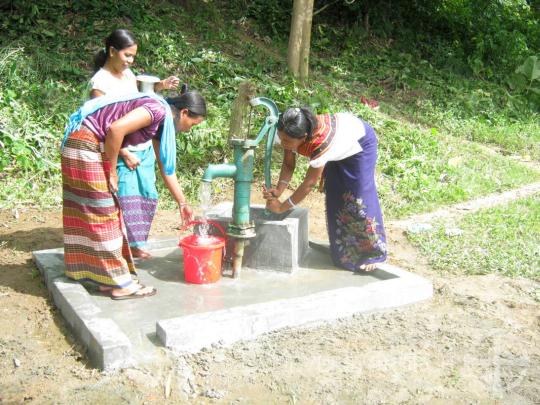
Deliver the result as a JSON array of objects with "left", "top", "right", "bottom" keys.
[{"left": 179, "top": 221, "right": 226, "bottom": 284}]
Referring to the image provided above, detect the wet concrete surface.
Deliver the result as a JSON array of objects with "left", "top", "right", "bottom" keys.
[{"left": 34, "top": 238, "right": 432, "bottom": 369}]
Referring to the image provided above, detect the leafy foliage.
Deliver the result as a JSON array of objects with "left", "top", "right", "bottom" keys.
[
  {"left": 349, "top": 1, "right": 538, "bottom": 85},
  {"left": 509, "top": 55, "right": 540, "bottom": 106},
  {"left": 0, "top": 0, "right": 539, "bottom": 216}
]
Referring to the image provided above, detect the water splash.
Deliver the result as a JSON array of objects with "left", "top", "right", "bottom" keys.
[
  {"left": 191, "top": 235, "right": 221, "bottom": 245},
  {"left": 198, "top": 182, "right": 212, "bottom": 237}
]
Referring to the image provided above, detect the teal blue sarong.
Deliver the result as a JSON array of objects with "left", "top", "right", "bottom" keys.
[{"left": 117, "top": 144, "right": 159, "bottom": 247}]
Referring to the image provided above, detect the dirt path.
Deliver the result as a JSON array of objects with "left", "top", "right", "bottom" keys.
[
  {"left": 0, "top": 189, "right": 538, "bottom": 403},
  {"left": 389, "top": 181, "right": 540, "bottom": 230}
]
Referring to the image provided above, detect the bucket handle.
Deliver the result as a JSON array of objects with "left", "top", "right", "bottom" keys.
[{"left": 179, "top": 219, "right": 228, "bottom": 274}]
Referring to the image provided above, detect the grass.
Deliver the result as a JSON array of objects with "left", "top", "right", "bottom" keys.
[
  {"left": 280, "top": 107, "right": 540, "bottom": 219},
  {"left": 312, "top": 41, "right": 540, "bottom": 161},
  {"left": 1, "top": 0, "right": 539, "bottom": 218},
  {"left": 407, "top": 194, "right": 540, "bottom": 279}
]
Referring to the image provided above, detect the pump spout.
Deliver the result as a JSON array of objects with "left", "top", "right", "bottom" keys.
[{"left": 202, "top": 163, "right": 237, "bottom": 183}]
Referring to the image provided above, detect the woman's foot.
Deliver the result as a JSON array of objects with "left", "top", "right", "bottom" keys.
[
  {"left": 110, "top": 284, "right": 156, "bottom": 300},
  {"left": 98, "top": 285, "right": 113, "bottom": 293},
  {"left": 97, "top": 279, "right": 140, "bottom": 294},
  {"left": 358, "top": 263, "right": 378, "bottom": 272},
  {"left": 131, "top": 246, "right": 152, "bottom": 259}
]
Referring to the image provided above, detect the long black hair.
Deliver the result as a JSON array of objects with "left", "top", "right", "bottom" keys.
[
  {"left": 93, "top": 29, "right": 137, "bottom": 73},
  {"left": 277, "top": 107, "right": 317, "bottom": 140},
  {"left": 166, "top": 84, "right": 207, "bottom": 117}
]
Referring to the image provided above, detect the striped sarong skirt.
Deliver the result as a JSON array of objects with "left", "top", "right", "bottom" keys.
[{"left": 61, "top": 127, "right": 136, "bottom": 288}]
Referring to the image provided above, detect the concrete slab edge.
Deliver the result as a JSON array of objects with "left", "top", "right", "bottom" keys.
[
  {"left": 157, "top": 264, "right": 433, "bottom": 353},
  {"left": 32, "top": 249, "right": 133, "bottom": 371}
]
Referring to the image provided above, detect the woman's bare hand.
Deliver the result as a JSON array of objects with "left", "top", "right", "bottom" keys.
[
  {"left": 262, "top": 186, "right": 279, "bottom": 200},
  {"left": 161, "top": 76, "right": 180, "bottom": 90},
  {"left": 120, "top": 150, "right": 141, "bottom": 170},
  {"left": 265, "top": 198, "right": 282, "bottom": 214},
  {"left": 179, "top": 203, "right": 193, "bottom": 225},
  {"left": 109, "top": 172, "right": 119, "bottom": 194}
]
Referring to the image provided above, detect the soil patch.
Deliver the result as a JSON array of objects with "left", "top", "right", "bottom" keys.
[{"left": 0, "top": 192, "right": 538, "bottom": 403}]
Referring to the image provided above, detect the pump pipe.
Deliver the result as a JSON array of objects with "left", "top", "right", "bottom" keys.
[
  {"left": 200, "top": 97, "right": 279, "bottom": 278},
  {"left": 202, "top": 164, "right": 237, "bottom": 183}
]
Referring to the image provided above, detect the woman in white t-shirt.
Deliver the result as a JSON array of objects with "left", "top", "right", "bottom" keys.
[
  {"left": 263, "top": 107, "right": 387, "bottom": 272},
  {"left": 89, "top": 28, "right": 180, "bottom": 259},
  {"left": 90, "top": 29, "right": 179, "bottom": 98}
]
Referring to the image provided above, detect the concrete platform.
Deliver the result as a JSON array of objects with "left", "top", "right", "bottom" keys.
[
  {"left": 205, "top": 202, "right": 309, "bottom": 273},
  {"left": 33, "top": 238, "right": 433, "bottom": 370}
]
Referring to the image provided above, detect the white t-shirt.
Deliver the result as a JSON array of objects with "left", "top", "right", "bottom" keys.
[
  {"left": 89, "top": 68, "right": 152, "bottom": 151},
  {"left": 89, "top": 68, "right": 138, "bottom": 96},
  {"left": 309, "top": 113, "right": 365, "bottom": 168}
]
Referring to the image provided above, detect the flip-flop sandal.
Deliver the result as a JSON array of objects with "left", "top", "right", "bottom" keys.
[
  {"left": 358, "top": 264, "right": 378, "bottom": 272},
  {"left": 111, "top": 285, "right": 157, "bottom": 300},
  {"left": 92, "top": 281, "right": 140, "bottom": 293}
]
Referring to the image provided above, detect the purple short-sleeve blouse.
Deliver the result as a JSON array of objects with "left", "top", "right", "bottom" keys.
[{"left": 83, "top": 98, "right": 166, "bottom": 147}]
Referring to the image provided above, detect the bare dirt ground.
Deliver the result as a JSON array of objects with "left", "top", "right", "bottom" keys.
[{"left": 0, "top": 189, "right": 539, "bottom": 404}]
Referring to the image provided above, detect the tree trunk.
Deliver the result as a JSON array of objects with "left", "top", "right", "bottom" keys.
[
  {"left": 287, "top": 0, "right": 307, "bottom": 77},
  {"left": 299, "top": 0, "right": 314, "bottom": 82}
]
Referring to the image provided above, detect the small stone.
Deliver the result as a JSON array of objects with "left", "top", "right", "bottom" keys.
[
  {"left": 213, "top": 353, "right": 226, "bottom": 363},
  {"left": 13, "top": 358, "right": 21, "bottom": 367},
  {"left": 203, "top": 389, "right": 225, "bottom": 399},
  {"left": 125, "top": 369, "right": 159, "bottom": 388},
  {"left": 439, "top": 172, "right": 449, "bottom": 183},
  {"left": 445, "top": 228, "right": 463, "bottom": 237},
  {"left": 406, "top": 223, "right": 433, "bottom": 234}
]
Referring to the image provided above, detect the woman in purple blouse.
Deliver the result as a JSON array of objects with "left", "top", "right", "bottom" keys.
[{"left": 62, "top": 92, "right": 206, "bottom": 299}]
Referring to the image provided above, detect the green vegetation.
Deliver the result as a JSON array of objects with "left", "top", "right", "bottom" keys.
[
  {"left": 1, "top": 0, "right": 539, "bottom": 218},
  {"left": 233, "top": 0, "right": 540, "bottom": 79},
  {"left": 407, "top": 194, "right": 540, "bottom": 279}
]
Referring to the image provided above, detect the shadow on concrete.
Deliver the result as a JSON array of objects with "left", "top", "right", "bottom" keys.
[
  {"left": 146, "top": 332, "right": 164, "bottom": 348},
  {"left": 136, "top": 249, "right": 186, "bottom": 284},
  {"left": 352, "top": 269, "right": 398, "bottom": 281},
  {"left": 300, "top": 248, "right": 339, "bottom": 270},
  {"left": 301, "top": 248, "right": 398, "bottom": 281}
]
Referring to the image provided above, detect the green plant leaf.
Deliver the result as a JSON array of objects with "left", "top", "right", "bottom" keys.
[
  {"left": 507, "top": 72, "right": 527, "bottom": 91},
  {"left": 515, "top": 56, "right": 540, "bottom": 82}
]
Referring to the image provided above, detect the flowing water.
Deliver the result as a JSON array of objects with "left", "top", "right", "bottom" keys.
[
  {"left": 198, "top": 181, "right": 212, "bottom": 237},
  {"left": 180, "top": 182, "right": 223, "bottom": 283}
]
